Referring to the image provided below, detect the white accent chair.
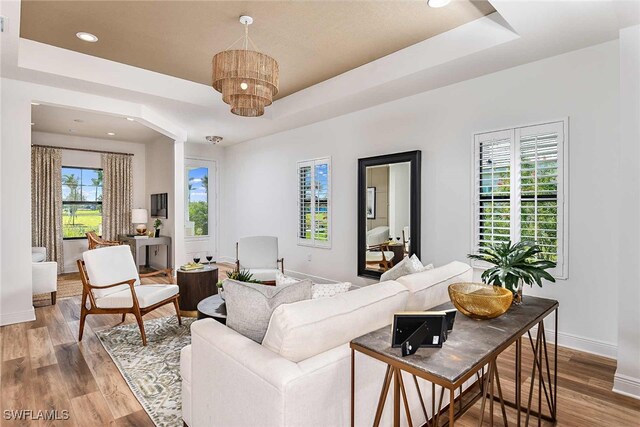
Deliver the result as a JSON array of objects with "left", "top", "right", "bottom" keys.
[
  {"left": 366, "top": 226, "right": 395, "bottom": 270},
  {"left": 235, "top": 236, "right": 284, "bottom": 283},
  {"left": 32, "top": 247, "right": 57, "bottom": 305},
  {"left": 78, "top": 245, "right": 180, "bottom": 346},
  {"left": 181, "top": 261, "right": 474, "bottom": 427}
]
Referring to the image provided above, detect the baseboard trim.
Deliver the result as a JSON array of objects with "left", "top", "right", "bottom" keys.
[
  {"left": 217, "top": 256, "right": 235, "bottom": 265},
  {"left": 613, "top": 373, "right": 640, "bottom": 400},
  {"left": 0, "top": 307, "right": 36, "bottom": 326},
  {"left": 529, "top": 325, "right": 617, "bottom": 359},
  {"left": 284, "top": 269, "right": 338, "bottom": 284}
]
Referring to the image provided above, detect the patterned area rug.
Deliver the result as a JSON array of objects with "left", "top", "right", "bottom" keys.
[{"left": 96, "top": 316, "right": 195, "bottom": 427}]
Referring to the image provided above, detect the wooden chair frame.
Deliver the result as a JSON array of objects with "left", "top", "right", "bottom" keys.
[
  {"left": 77, "top": 260, "right": 180, "bottom": 346},
  {"left": 86, "top": 231, "right": 122, "bottom": 250},
  {"left": 366, "top": 243, "right": 394, "bottom": 271}
]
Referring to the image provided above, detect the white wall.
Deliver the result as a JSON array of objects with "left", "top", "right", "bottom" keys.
[
  {"left": 221, "top": 41, "right": 622, "bottom": 356},
  {"left": 614, "top": 24, "right": 640, "bottom": 399},
  {"left": 0, "top": 77, "right": 187, "bottom": 326},
  {"left": 146, "top": 136, "right": 175, "bottom": 269},
  {"left": 31, "top": 132, "right": 147, "bottom": 272}
]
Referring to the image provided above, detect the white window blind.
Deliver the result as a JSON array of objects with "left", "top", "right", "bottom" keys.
[
  {"left": 297, "top": 157, "right": 331, "bottom": 248},
  {"left": 473, "top": 120, "right": 567, "bottom": 278}
]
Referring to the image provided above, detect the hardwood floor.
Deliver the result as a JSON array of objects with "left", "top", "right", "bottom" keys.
[{"left": 2, "top": 269, "right": 639, "bottom": 426}]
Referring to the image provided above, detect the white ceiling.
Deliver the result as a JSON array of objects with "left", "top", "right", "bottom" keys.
[
  {"left": 2, "top": 1, "right": 639, "bottom": 146},
  {"left": 31, "top": 104, "right": 164, "bottom": 144}
]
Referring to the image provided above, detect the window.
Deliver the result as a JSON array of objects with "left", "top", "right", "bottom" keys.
[
  {"left": 473, "top": 120, "right": 567, "bottom": 278},
  {"left": 298, "top": 157, "right": 331, "bottom": 247},
  {"left": 186, "top": 165, "right": 210, "bottom": 237},
  {"left": 62, "top": 167, "right": 103, "bottom": 239}
]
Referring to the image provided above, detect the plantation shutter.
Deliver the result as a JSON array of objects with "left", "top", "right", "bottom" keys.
[
  {"left": 474, "top": 130, "right": 513, "bottom": 252},
  {"left": 297, "top": 158, "right": 331, "bottom": 247},
  {"left": 472, "top": 121, "right": 567, "bottom": 279},
  {"left": 298, "top": 161, "right": 313, "bottom": 243},
  {"left": 516, "top": 122, "right": 565, "bottom": 277}
]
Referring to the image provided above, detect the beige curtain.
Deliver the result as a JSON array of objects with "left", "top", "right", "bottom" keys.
[
  {"left": 31, "top": 146, "right": 64, "bottom": 274},
  {"left": 102, "top": 153, "right": 133, "bottom": 240}
]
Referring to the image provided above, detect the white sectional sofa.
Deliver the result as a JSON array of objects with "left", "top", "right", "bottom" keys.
[{"left": 181, "top": 261, "right": 472, "bottom": 427}]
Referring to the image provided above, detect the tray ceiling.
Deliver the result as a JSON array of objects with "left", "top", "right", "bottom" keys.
[{"left": 20, "top": 0, "right": 495, "bottom": 99}]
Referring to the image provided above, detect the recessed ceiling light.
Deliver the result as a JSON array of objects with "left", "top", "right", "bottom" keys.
[
  {"left": 31, "top": 102, "right": 40, "bottom": 106},
  {"left": 427, "top": 0, "right": 451, "bottom": 8},
  {"left": 126, "top": 117, "right": 135, "bottom": 121},
  {"left": 240, "top": 82, "right": 248, "bottom": 90},
  {"left": 107, "top": 132, "right": 116, "bottom": 136},
  {"left": 76, "top": 32, "right": 98, "bottom": 42}
]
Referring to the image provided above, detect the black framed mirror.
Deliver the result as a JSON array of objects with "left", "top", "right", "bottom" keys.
[{"left": 357, "top": 150, "right": 421, "bottom": 279}]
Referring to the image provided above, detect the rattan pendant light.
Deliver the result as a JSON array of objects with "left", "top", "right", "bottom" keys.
[{"left": 212, "top": 16, "right": 279, "bottom": 117}]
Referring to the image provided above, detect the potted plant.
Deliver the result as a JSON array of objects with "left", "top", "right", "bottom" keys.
[
  {"left": 153, "top": 218, "right": 162, "bottom": 237},
  {"left": 217, "top": 269, "right": 262, "bottom": 300},
  {"left": 467, "top": 241, "right": 556, "bottom": 304}
]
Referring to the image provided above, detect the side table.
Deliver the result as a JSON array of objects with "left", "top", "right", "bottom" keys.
[
  {"left": 177, "top": 265, "right": 218, "bottom": 317},
  {"left": 197, "top": 294, "right": 227, "bottom": 324}
]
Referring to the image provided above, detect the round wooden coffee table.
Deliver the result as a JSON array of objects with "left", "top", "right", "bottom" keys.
[
  {"left": 197, "top": 294, "right": 226, "bottom": 324},
  {"left": 176, "top": 265, "right": 218, "bottom": 317}
]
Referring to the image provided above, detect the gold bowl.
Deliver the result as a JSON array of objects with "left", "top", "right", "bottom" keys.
[{"left": 448, "top": 282, "right": 513, "bottom": 320}]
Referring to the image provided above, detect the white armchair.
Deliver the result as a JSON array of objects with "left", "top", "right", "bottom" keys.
[
  {"left": 365, "top": 226, "right": 394, "bottom": 270},
  {"left": 32, "top": 247, "right": 57, "bottom": 305},
  {"left": 235, "top": 236, "right": 284, "bottom": 283},
  {"left": 78, "top": 245, "right": 180, "bottom": 346}
]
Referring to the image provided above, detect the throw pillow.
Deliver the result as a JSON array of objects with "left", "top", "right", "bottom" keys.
[
  {"left": 312, "top": 282, "right": 351, "bottom": 299},
  {"left": 380, "top": 254, "right": 428, "bottom": 282},
  {"left": 275, "top": 271, "right": 300, "bottom": 286},
  {"left": 224, "top": 278, "right": 312, "bottom": 343}
]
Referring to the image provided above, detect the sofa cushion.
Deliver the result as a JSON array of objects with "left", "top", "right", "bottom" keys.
[
  {"left": 262, "top": 280, "right": 408, "bottom": 362},
  {"left": 225, "top": 279, "right": 312, "bottom": 343},
  {"left": 380, "top": 254, "right": 429, "bottom": 282},
  {"left": 95, "top": 284, "right": 178, "bottom": 309},
  {"left": 396, "top": 261, "right": 473, "bottom": 310},
  {"left": 311, "top": 282, "right": 351, "bottom": 299}
]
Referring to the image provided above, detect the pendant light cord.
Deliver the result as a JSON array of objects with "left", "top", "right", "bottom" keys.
[{"left": 225, "top": 21, "right": 261, "bottom": 52}]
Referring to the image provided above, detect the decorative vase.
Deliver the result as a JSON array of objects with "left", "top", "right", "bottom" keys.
[
  {"left": 512, "top": 281, "right": 523, "bottom": 305},
  {"left": 154, "top": 228, "right": 160, "bottom": 237}
]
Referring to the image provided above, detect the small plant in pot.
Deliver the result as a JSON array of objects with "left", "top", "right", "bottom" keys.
[
  {"left": 467, "top": 240, "right": 556, "bottom": 304},
  {"left": 153, "top": 219, "right": 162, "bottom": 237},
  {"left": 217, "top": 269, "right": 262, "bottom": 300}
]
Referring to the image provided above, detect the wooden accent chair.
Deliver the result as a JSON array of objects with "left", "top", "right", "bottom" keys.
[
  {"left": 235, "top": 236, "right": 284, "bottom": 284},
  {"left": 86, "top": 231, "right": 121, "bottom": 250},
  {"left": 365, "top": 226, "right": 394, "bottom": 271},
  {"left": 77, "top": 245, "right": 180, "bottom": 346}
]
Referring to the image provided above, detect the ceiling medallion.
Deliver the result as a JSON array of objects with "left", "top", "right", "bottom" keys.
[{"left": 211, "top": 16, "right": 279, "bottom": 118}]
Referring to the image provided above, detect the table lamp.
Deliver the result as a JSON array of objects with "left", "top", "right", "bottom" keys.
[{"left": 131, "top": 209, "right": 148, "bottom": 235}]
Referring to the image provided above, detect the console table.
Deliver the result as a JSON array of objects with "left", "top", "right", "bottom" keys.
[
  {"left": 350, "top": 296, "right": 558, "bottom": 427},
  {"left": 119, "top": 235, "right": 172, "bottom": 273}
]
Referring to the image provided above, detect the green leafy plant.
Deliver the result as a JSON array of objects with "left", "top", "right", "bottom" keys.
[
  {"left": 153, "top": 218, "right": 163, "bottom": 229},
  {"left": 467, "top": 241, "right": 556, "bottom": 293},
  {"left": 225, "top": 269, "right": 262, "bottom": 284}
]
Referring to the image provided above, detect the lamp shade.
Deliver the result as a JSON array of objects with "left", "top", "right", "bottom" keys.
[{"left": 131, "top": 209, "right": 148, "bottom": 224}]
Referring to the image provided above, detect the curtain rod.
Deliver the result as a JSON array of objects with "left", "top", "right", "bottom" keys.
[{"left": 31, "top": 144, "right": 134, "bottom": 156}]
